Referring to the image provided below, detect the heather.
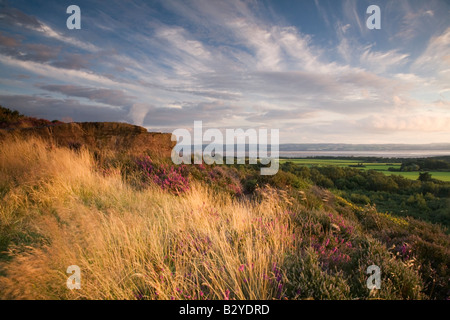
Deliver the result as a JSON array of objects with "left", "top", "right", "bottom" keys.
[{"left": 0, "top": 138, "right": 448, "bottom": 300}]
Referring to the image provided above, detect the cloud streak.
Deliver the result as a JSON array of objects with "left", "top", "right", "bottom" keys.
[
  {"left": 0, "top": 0, "right": 449, "bottom": 144},
  {"left": 37, "top": 84, "right": 136, "bottom": 108}
]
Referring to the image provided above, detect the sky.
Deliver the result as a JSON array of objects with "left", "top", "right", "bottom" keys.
[{"left": 0, "top": 0, "right": 449, "bottom": 144}]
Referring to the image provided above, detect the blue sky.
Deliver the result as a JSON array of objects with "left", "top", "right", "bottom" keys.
[{"left": 0, "top": 0, "right": 449, "bottom": 143}]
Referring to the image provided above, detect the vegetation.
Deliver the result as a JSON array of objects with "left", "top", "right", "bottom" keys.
[
  {"left": 0, "top": 137, "right": 448, "bottom": 300},
  {"left": 0, "top": 105, "right": 61, "bottom": 129},
  {"left": 280, "top": 158, "right": 450, "bottom": 182},
  {"left": 279, "top": 161, "right": 450, "bottom": 227}
]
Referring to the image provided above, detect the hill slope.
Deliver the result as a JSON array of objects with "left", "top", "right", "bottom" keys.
[
  {"left": 0, "top": 137, "right": 448, "bottom": 300},
  {"left": 0, "top": 106, "right": 448, "bottom": 300}
]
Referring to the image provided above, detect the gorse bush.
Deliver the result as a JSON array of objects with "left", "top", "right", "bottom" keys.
[
  {"left": 0, "top": 105, "right": 61, "bottom": 129},
  {"left": 0, "top": 137, "right": 448, "bottom": 300},
  {"left": 0, "top": 106, "right": 22, "bottom": 124}
]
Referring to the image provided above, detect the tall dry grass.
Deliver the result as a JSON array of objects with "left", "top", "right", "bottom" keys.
[{"left": 0, "top": 137, "right": 294, "bottom": 299}]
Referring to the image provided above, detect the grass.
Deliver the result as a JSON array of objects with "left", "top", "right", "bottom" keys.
[
  {"left": 280, "top": 158, "right": 450, "bottom": 181},
  {"left": 0, "top": 138, "right": 300, "bottom": 299},
  {"left": 385, "top": 171, "right": 450, "bottom": 181},
  {"left": 0, "top": 138, "right": 447, "bottom": 299}
]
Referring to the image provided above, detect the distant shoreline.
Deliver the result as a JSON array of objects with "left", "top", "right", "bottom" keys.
[
  {"left": 278, "top": 150, "right": 450, "bottom": 158},
  {"left": 182, "top": 144, "right": 450, "bottom": 159}
]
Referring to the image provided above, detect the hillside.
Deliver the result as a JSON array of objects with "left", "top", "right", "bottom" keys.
[{"left": 0, "top": 107, "right": 448, "bottom": 300}]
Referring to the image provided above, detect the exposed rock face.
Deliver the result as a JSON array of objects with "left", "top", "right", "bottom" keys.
[{"left": 0, "top": 122, "right": 175, "bottom": 158}]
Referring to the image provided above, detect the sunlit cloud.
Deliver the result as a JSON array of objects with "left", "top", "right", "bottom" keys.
[{"left": 0, "top": 0, "right": 449, "bottom": 144}]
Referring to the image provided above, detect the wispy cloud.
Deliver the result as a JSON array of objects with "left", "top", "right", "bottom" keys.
[
  {"left": 412, "top": 27, "right": 450, "bottom": 79},
  {"left": 0, "top": 0, "right": 449, "bottom": 143},
  {"left": 37, "top": 84, "right": 136, "bottom": 108},
  {"left": 0, "top": 94, "right": 126, "bottom": 122}
]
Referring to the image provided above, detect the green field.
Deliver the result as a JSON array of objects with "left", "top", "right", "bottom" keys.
[{"left": 280, "top": 158, "right": 450, "bottom": 182}]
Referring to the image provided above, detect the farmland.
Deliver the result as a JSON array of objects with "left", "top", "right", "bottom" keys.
[{"left": 279, "top": 158, "right": 450, "bottom": 182}]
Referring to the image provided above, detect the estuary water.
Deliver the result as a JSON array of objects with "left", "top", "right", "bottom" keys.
[{"left": 279, "top": 150, "right": 450, "bottom": 158}]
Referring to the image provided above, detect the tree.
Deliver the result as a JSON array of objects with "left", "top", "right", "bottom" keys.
[{"left": 418, "top": 172, "right": 432, "bottom": 182}]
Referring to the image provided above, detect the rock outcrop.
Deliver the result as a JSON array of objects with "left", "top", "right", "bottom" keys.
[{"left": 0, "top": 122, "right": 175, "bottom": 158}]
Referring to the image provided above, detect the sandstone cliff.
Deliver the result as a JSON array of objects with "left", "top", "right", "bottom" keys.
[{"left": 0, "top": 122, "right": 175, "bottom": 158}]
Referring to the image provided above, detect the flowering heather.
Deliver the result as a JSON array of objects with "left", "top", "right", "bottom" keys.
[
  {"left": 224, "top": 289, "right": 231, "bottom": 300},
  {"left": 327, "top": 213, "right": 355, "bottom": 238},
  {"left": 135, "top": 155, "right": 190, "bottom": 194},
  {"left": 272, "top": 263, "right": 284, "bottom": 299},
  {"left": 311, "top": 235, "right": 353, "bottom": 269},
  {"left": 304, "top": 213, "right": 357, "bottom": 271},
  {"left": 206, "top": 166, "right": 243, "bottom": 196}
]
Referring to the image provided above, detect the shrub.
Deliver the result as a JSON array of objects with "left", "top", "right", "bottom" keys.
[{"left": 136, "top": 156, "right": 190, "bottom": 194}]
